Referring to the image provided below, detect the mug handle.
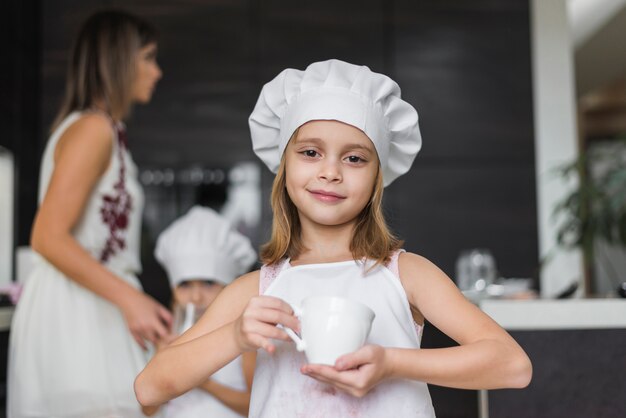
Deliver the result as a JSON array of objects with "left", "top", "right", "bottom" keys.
[{"left": 278, "top": 305, "right": 306, "bottom": 351}]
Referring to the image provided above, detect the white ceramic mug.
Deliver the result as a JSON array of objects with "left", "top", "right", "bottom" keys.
[{"left": 282, "top": 296, "right": 375, "bottom": 366}]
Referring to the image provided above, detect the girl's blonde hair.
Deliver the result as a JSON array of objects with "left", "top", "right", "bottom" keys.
[
  {"left": 52, "top": 10, "right": 157, "bottom": 130},
  {"left": 260, "top": 130, "right": 403, "bottom": 267}
]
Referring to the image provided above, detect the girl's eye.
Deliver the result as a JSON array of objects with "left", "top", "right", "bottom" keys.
[
  {"left": 302, "top": 150, "right": 319, "bottom": 158},
  {"left": 346, "top": 155, "right": 364, "bottom": 163}
]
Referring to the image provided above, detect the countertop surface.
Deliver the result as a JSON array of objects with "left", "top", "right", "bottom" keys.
[
  {"left": 479, "top": 298, "right": 626, "bottom": 330},
  {"left": 2, "top": 299, "right": 626, "bottom": 332}
]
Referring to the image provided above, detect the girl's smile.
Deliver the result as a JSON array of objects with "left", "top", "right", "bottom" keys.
[{"left": 307, "top": 188, "right": 347, "bottom": 203}]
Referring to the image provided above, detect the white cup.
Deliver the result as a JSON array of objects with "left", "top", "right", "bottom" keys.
[{"left": 282, "top": 296, "right": 375, "bottom": 366}]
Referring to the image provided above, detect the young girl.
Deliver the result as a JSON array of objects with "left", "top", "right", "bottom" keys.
[
  {"left": 135, "top": 59, "right": 532, "bottom": 417},
  {"left": 146, "top": 205, "right": 257, "bottom": 418},
  {"left": 8, "top": 10, "right": 170, "bottom": 418}
]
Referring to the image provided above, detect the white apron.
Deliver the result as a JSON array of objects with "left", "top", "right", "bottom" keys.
[{"left": 249, "top": 255, "right": 436, "bottom": 417}]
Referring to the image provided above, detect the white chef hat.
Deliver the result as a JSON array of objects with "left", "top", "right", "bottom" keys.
[
  {"left": 249, "top": 59, "right": 422, "bottom": 186},
  {"left": 154, "top": 206, "right": 257, "bottom": 287}
]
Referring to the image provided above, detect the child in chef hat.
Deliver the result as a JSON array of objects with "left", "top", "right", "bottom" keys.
[
  {"left": 136, "top": 59, "right": 532, "bottom": 418},
  {"left": 146, "top": 205, "right": 257, "bottom": 418}
]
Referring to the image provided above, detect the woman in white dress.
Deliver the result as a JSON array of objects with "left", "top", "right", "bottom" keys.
[{"left": 8, "top": 10, "right": 171, "bottom": 418}]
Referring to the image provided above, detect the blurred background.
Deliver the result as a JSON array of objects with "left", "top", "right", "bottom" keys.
[{"left": 1, "top": 0, "right": 625, "bottom": 417}]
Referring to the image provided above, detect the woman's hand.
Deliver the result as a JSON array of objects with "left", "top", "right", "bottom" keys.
[
  {"left": 233, "top": 296, "right": 299, "bottom": 353},
  {"left": 119, "top": 290, "right": 173, "bottom": 350},
  {"left": 301, "top": 344, "right": 391, "bottom": 398}
]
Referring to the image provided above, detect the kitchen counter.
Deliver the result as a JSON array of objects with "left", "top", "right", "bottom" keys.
[
  {"left": 477, "top": 298, "right": 626, "bottom": 418},
  {"left": 479, "top": 298, "right": 626, "bottom": 330}
]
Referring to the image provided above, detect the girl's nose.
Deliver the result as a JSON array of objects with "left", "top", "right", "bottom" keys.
[
  {"left": 318, "top": 159, "right": 342, "bottom": 183},
  {"left": 190, "top": 286, "right": 202, "bottom": 304}
]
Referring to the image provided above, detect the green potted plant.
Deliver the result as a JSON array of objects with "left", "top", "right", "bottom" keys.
[{"left": 552, "top": 138, "right": 626, "bottom": 296}]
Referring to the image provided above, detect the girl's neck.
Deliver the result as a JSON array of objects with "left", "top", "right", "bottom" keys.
[{"left": 292, "top": 220, "right": 354, "bottom": 266}]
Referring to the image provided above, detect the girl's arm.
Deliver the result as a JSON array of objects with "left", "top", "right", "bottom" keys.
[
  {"left": 134, "top": 272, "right": 298, "bottom": 407},
  {"left": 31, "top": 114, "right": 172, "bottom": 349},
  {"left": 392, "top": 252, "right": 532, "bottom": 389},
  {"left": 198, "top": 351, "right": 256, "bottom": 416},
  {"left": 302, "top": 252, "right": 532, "bottom": 396}
]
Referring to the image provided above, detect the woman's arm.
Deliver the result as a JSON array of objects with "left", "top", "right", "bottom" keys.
[
  {"left": 135, "top": 272, "right": 298, "bottom": 407},
  {"left": 31, "top": 114, "right": 171, "bottom": 349},
  {"left": 302, "top": 252, "right": 532, "bottom": 396},
  {"left": 199, "top": 351, "right": 255, "bottom": 416}
]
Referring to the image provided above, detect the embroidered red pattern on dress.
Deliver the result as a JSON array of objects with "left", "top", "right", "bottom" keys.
[{"left": 99, "top": 125, "right": 132, "bottom": 262}]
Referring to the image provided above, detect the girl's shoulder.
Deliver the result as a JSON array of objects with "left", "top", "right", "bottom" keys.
[
  {"left": 259, "top": 259, "right": 289, "bottom": 294},
  {"left": 396, "top": 251, "right": 446, "bottom": 283},
  {"left": 396, "top": 252, "right": 452, "bottom": 322},
  {"left": 397, "top": 251, "right": 455, "bottom": 296},
  {"left": 397, "top": 250, "right": 429, "bottom": 265},
  {"left": 232, "top": 269, "right": 261, "bottom": 288},
  {"left": 222, "top": 269, "right": 261, "bottom": 301}
]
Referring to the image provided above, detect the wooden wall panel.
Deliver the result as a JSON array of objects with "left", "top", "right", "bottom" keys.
[{"left": 387, "top": 163, "right": 538, "bottom": 279}]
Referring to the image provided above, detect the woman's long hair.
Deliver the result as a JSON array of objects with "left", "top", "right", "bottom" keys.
[
  {"left": 260, "top": 131, "right": 403, "bottom": 267},
  {"left": 52, "top": 10, "right": 157, "bottom": 130}
]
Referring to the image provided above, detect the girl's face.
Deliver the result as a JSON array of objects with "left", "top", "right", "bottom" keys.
[
  {"left": 284, "top": 120, "right": 379, "bottom": 228},
  {"left": 132, "top": 42, "right": 162, "bottom": 103},
  {"left": 173, "top": 280, "right": 224, "bottom": 309}
]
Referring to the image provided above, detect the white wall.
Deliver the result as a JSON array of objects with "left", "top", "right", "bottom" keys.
[
  {"left": 0, "top": 147, "right": 14, "bottom": 285},
  {"left": 530, "top": 0, "right": 584, "bottom": 297},
  {"left": 568, "top": 0, "right": 626, "bottom": 47}
]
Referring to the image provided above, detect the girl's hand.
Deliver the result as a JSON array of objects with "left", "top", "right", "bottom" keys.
[
  {"left": 301, "top": 345, "right": 391, "bottom": 398},
  {"left": 119, "top": 290, "right": 173, "bottom": 350},
  {"left": 233, "top": 296, "right": 299, "bottom": 353}
]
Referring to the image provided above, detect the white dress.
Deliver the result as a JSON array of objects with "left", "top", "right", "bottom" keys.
[
  {"left": 163, "top": 355, "right": 247, "bottom": 418},
  {"left": 250, "top": 251, "right": 436, "bottom": 418},
  {"left": 7, "top": 111, "right": 149, "bottom": 418}
]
